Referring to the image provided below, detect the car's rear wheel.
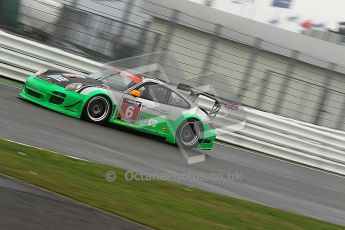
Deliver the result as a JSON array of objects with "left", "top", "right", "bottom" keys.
[
  {"left": 84, "top": 95, "right": 111, "bottom": 123},
  {"left": 176, "top": 120, "right": 202, "bottom": 149}
]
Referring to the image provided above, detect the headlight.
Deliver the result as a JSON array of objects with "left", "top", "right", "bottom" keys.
[{"left": 65, "top": 83, "right": 83, "bottom": 91}]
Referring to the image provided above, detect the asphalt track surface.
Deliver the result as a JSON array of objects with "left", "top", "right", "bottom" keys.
[
  {"left": 1, "top": 84, "right": 345, "bottom": 227},
  {"left": 0, "top": 175, "right": 150, "bottom": 230}
]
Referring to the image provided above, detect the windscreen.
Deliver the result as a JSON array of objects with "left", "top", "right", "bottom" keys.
[{"left": 88, "top": 69, "right": 141, "bottom": 91}]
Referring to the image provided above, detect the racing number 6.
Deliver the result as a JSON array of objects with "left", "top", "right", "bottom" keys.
[
  {"left": 120, "top": 98, "right": 141, "bottom": 123},
  {"left": 125, "top": 105, "right": 135, "bottom": 119}
]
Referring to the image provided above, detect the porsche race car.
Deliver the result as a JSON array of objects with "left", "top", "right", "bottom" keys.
[{"left": 19, "top": 68, "right": 217, "bottom": 150}]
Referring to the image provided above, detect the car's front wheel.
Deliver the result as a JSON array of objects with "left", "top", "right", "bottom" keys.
[
  {"left": 84, "top": 95, "right": 111, "bottom": 123},
  {"left": 176, "top": 120, "right": 202, "bottom": 149}
]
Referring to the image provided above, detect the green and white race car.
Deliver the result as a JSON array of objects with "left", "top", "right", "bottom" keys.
[{"left": 19, "top": 68, "right": 217, "bottom": 150}]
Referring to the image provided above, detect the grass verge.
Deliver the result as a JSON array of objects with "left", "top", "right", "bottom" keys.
[
  {"left": 0, "top": 76, "right": 24, "bottom": 88},
  {"left": 0, "top": 139, "right": 343, "bottom": 230}
]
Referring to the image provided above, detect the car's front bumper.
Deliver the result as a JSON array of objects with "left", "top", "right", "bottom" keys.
[{"left": 19, "top": 76, "right": 85, "bottom": 118}]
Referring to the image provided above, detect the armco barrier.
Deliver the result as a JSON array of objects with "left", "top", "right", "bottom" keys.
[
  {"left": 0, "top": 30, "right": 102, "bottom": 80},
  {"left": 1, "top": 30, "right": 345, "bottom": 175}
]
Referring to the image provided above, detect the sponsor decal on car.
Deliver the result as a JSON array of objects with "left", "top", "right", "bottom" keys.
[
  {"left": 137, "top": 117, "right": 158, "bottom": 127},
  {"left": 47, "top": 75, "right": 69, "bottom": 82},
  {"left": 63, "top": 73, "right": 86, "bottom": 78}
]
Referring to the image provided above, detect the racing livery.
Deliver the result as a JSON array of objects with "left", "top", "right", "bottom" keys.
[{"left": 19, "top": 68, "right": 217, "bottom": 150}]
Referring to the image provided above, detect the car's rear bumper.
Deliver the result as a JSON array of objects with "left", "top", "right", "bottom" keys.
[
  {"left": 19, "top": 76, "right": 84, "bottom": 118},
  {"left": 197, "top": 124, "right": 217, "bottom": 150}
]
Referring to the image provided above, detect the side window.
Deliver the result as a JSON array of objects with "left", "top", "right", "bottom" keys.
[
  {"left": 167, "top": 91, "right": 190, "bottom": 109},
  {"left": 136, "top": 83, "right": 168, "bottom": 103}
]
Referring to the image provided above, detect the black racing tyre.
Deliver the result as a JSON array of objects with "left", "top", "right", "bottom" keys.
[
  {"left": 83, "top": 95, "right": 111, "bottom": 123},
  {"left": 176, "top": 120, "right": 202, "bottom": 149}
]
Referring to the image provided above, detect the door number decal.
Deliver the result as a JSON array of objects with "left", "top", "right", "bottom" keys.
[{"left": 120, "top": 98, "right": 142, "bottom": 123}]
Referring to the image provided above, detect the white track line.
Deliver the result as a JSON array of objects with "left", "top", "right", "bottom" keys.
[
  {"left": 2, "top": 139, "right": 90, "bottom": 162},
  {"left": 0, "top": 81, "right": 22, "bottom": 89}
]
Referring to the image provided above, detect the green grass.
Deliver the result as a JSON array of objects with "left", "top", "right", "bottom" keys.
[
  {"left": 0, "top": 139, "right": 343, "bottom": 230},
  {"left": 0, "top": 76, "right": 24, "bottom": 88}
]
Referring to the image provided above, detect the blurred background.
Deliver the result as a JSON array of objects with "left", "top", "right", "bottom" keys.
[{"left": 1, "top": 0, "right": 345, "bottom": 131}]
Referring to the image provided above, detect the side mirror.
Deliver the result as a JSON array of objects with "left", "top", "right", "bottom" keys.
[{"left": 129, "top": 89, "right": 141, "bottom": 97}]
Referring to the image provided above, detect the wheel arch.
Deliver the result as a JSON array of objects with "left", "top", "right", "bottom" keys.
[
  {"left": 166, "top": 113, "right": 205, "bottom": 144},
  {"left": 176, "top": 114, "right": 204, "bottom": 130},
  {"left": 81, "top": 90, "right": 115, "bottom": 120}
]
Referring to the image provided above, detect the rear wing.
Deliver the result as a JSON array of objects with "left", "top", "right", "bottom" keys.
[{"left": 177, "top": 83, "right": 240, "bottom": 117}]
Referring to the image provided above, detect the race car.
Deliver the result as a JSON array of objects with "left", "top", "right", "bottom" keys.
[{"left": 19, "top": 68, "right": 217, "bottom": 150}]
